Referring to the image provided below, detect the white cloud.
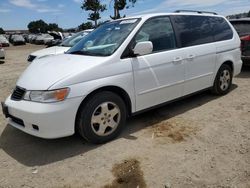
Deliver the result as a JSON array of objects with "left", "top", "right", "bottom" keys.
[
  {"left": 0, "top": 8, "right": 11, "bottom": 13},
  {"left": 9, "top": 0, "right": 36, "bottom": 8},
  {"left": 8, "top": 0, "right": 65, "bottom": 13},
  {"left": 220, "top": 5, "right": 250, "bottom": 16},
  {"left": 73, "top": 0, "right": 82, "bottom": 3},
  {"left": 36, "top": 8, "right": 60, "bottom": 13},
  {"left": 162, "top": 0, "right": 228, "bottom": 7},
  {"left": 58, "top": 4, "right": 65, "bottom": 8},
  {"left": 132, "top": 0, "right": 250, "bottom": 17}
]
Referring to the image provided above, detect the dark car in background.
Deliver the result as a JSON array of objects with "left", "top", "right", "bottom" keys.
[{"left": 230, "top": 18, "right": 250, "bottom": 65}]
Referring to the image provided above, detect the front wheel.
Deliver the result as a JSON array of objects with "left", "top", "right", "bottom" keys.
[
  {"left": 76, "top": 91, "right": 127, "bottom": 144},
  {"left": 211, "top": 64, "right": 233, "bottom": 95}
]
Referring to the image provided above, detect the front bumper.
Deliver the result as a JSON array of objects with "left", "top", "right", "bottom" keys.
[{"left": 4, "top": 96, "right": 83, "bottom": 139}]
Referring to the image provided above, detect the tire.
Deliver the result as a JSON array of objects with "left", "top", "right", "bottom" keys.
[
  {"left": 76, "top": 91, "right": 127, "bottom": 144},
  {"left": 211, "top": 64, "right": 233, "bottom": 95}
]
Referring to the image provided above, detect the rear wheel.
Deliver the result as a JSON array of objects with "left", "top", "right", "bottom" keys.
[
  {"left": 76, "top": 91, "right": 126, "bottom": 144},
  {"left": 212, "top": 64, "right": 232, "bottom": 95}
]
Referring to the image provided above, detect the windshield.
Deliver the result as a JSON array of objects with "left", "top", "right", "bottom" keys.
[
  {"left": 60, "top": 31, "right": 88, "bottom": 47},
  {"left": 67, "top": 18, "right": 140, "bottom": 56},
  {"left": 231, "top": 21, "right": 250, "bottom": 36}
]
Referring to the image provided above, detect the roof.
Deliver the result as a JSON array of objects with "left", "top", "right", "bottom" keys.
[{"left": 113, "top": 11, "right": 224, "bottom": 22}]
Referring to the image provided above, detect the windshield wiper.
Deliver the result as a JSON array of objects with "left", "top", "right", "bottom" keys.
[
  {"left": 69, "top": 50, "right": 107, "bottom": 56},
  {"left": 60, "top": 44, "right": 71, "bottom": 47},
  {"left": 69, "top": 50, "right": 91, "bottom": 55}
]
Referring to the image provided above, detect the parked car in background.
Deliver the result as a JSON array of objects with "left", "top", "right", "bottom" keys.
[
  {"left": 63, "top": 32, "right": 73, "bottom": 40},
  {"left": 34, "top": 34, "right": 54, "bottom": 45},
  {"left": 2, "top": 11, "right": 242, "bottom": 144},
  {"left": 23, "top": 34, "right": 29, "bottom": 43},
  {"left": 0, "top": 44, "right": 5, "bottom": 59},
  {"left": 10, "top": 35, "right": 26, "bottom": 45},
  {"left": 0, "top": 35, "right": 10, "bottom": 47},
  {"left": 230, "top": 18, "right": 250, "bottom": 65},
  {"left": 28, "top": 34, "right": 37, "bottom": 43},
  {"left": 28, "top": 30, "right": 92, "bottom": 62},
  {"left": 46, "top": 31, "right": 64, "bottom": 47}
]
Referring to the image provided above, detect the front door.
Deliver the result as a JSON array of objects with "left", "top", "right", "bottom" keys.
[{"left": 131, "top": 16, "right": 186, "bottom": 111}]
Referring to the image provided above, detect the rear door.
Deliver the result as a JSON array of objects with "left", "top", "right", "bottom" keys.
[{"left": 172, "top": 15, "right": 216, "bottom": 96}]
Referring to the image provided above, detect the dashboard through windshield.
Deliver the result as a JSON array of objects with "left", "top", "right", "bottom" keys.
[{"left": 67, "top": 18, "right": 140, "bottom": 56}]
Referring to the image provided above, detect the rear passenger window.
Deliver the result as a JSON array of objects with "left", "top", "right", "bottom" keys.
[
  {"left": 173, "top": 15, "right": 214, "bottom": 47},
  {"left": 134, "top": 17, "right": 176, "bottom": 52},
  {"left": 211, "top": 17, "right": 233, "bottom": 41}
]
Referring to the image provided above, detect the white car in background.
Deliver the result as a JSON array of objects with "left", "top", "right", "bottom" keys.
[
  {"left": 0, "top": 35, "right": 10, "bottom": 47},
  {"left": 0, "top": 44, "right": 5, "bottom": 59},
  {"left": 34, "top": 34, "right": 54, "bottom": 45},
  {"left": 27, "top": 30, "right": 92, "bottom": 62}
]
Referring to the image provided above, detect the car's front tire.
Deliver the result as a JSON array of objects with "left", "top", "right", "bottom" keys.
[
  {"left": 212, "top": 64, "right": 233, "bottom": 95},
  {"left": 76, "top": 91, "right": 127, "bottom": 144}
]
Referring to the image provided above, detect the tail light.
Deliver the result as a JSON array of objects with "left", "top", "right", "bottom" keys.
[
  {"left": 240, "top": 35, "right": 250, "bottom": 52},
  {"left": 240, "top": 35, "right": 250, "bottom": 41}
]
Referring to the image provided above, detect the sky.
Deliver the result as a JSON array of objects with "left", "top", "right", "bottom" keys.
[{"left": 0, "top": 0, "right": 250, "bottom": 30}]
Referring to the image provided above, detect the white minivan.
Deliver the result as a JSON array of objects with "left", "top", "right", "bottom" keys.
[{"left": 2, "top": 11, "right": 242, "bottom": 143}]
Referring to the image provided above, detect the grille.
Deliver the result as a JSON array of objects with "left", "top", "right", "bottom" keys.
[
  {"left": 11, "top": 86, "right": 26, "bottom": 101},
  {"left": 27, "top": 55, "right": 36, "bottom": 62}
]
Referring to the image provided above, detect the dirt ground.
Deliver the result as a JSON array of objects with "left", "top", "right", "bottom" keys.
[{"left": 0, "top": 44, "right": 250, "bottom": 188}]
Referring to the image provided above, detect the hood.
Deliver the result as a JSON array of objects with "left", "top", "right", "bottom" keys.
[
  {"left": 17, "top": 54, "right": 107, "bottom": 90},
  {"left": 31, "top": 46, "right": 70, "bottom": 58}
]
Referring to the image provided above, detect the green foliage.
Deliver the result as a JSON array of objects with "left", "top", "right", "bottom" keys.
[
  {"left": 28, "top": 20, "right": 48, "bottom": 33},
  {"left": 78, "top": 21, "right": 93, "bottom": 31},
  {"left": 248, "top": 10, "right": 250, "bottom": 17},
  {"left": 110, "top": 0, "right": 137, "bottom": 20},
  {"left": 81, "top": 0, "right": 106, "bottom": 27},
  {"left": 0, "top": 27, "right": 5, "bottom": 34},
  {"left": 27, "top": 20, "right": 63, "bottom": 33},
  {"left": 47, "top": 23, "right": 63, "bottom": 32}
]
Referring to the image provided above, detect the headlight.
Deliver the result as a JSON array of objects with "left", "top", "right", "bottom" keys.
[{"left": 23, "top": 88, "right": 70, "bottom": 103}]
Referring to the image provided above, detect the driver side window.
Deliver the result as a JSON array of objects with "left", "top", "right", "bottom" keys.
[{"left": 134, "top": 17, "right": 176, "bottom": 53}]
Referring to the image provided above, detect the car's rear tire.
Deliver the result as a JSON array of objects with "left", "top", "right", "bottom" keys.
[
  {"left": 211, "top": 64, "right": 233, "bottom": 95},
  {"left": 76, "top": 91, "right": 127, "bottom": 144}
]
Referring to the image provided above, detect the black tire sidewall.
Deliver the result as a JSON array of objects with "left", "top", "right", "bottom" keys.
[{"left": 76, "top": 91, "right": 127, "bottom": 144}]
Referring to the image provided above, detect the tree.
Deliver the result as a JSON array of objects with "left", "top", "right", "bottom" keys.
[
  {"left": 78, "top": 21, "right": 93, "bottom": 31},
  {"left": 81, "top": 0, "right": 106, "bottom": 27},
  {"left": 27, "top": 20, "right": 63, "bottom": 33},
  {"left": 47, "top": 23, "right": 63, "bottom": 32},
  {"left": 110, "top": 0, "right": 136, "bottom": 20},
  {"left": 0, "top": 28, "right": 5, "bottom": 34},
  {"left": 28, "top": 20, "right": 48, "bottom": 33},
  {"left": 247, "top": 10, "right": 250, "bottom": 17}
]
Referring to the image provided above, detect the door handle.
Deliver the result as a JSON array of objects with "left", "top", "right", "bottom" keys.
[
  {"left": 187, "top": 54, "right": 195, "bottom": 60},
  {"left": 173, "top": 57, "right": 183, "bottom": 64}
]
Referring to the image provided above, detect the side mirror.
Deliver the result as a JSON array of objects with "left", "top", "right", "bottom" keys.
[{"left": 133, "top": 41, "right": 153, "bottom": 56}]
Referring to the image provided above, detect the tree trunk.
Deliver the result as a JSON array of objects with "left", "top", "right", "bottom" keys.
[
  {"left": 94, "top": 10, "right": 97, "bottom": 28},
  {"left": 114, "top": 0, "right": 118, "bottom": 19}
]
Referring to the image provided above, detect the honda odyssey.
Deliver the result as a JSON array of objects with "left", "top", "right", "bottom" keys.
[{"left": 2, "top": 11, "right": 242, "bottom": 143}]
